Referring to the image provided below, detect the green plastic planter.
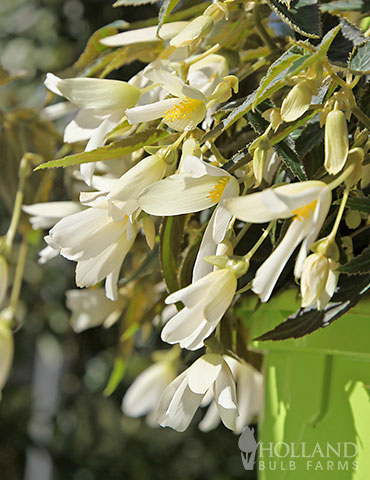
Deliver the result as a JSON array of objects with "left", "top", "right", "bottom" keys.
[{"left": 240, "top": 290, "right": 370, "bottom": 479}]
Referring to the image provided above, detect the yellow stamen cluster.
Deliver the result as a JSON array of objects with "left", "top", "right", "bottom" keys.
[
  {"left": 163, "top": 97, "right": 203, "bottom": 122},
  {"left": 206, "top": 177, "right": 229, "bottom": 203},
  {"left": 293, "top": 200, "right": 317, "bottom": 221}
]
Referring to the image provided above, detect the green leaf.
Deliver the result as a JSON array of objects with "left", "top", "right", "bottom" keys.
[
  {"left": 339, "top": 246, "right": 370, "bottom": 275},
  {"left": 317, "top": 25, "right": 341, "bottom": 56},
  {"left": 159, "top": 215, "right": 187, "bottom": 294},
  {"left": 34, "top": 129, "right": 170, "bottom": 170},
  {"left": 349, "top": 41, "right": 370, "bottom": 74},
  {"left": 252, "top": 46, "right": 304, "bottom": 110},
  {"left": 158, "top": 0, "right": 181, "bottom": 34},
  {"left": 295, "top": 120, "right": 324, "bottom": 157},
  {"left": 327, "top": 17, "right": 365, "bottom": 67},
  {"left": 345, "top": 196, "right": 370, "bottom": 214},
  {"left": 320, "top": 0, "right": 370, "bottom": 13},
  {"left": 113, "top": 0, "right": 159, "bottom": 6},
  {"left": 103, "top": 357, "right": 126, "bottom": 396},
  {"left": 266, "top": 0, "right": 322, "bottom": 38},
  {"left": 254, "top": 274, "right": 370, "bottom": 340}
]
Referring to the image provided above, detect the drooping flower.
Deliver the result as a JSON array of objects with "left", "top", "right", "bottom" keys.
[
  {"left": 66, "top": 288, "right": 124, "bottom": 332},
  {"left": 48, "top": 155, "right": 166, "bottom": 300},
  {"left": 300, "top": 253, "right": 338, "bottom": 310},
  {"left": 199, "top": 357, "right": 263, "bottom": 433},
  {"left": 280, "top": 82, "right": 313, "bottom": 123},
  {"left": 161, "top": 269, "right": 237, "bottom": 350},
  {"left": 156, "top": 353, "right": 238, "bottom": 432},
  {"left": 139, "top": 155, "right": 239, "bottom": 280},
  {"left": 44, "top": 73, "right": 141, "bottom": 184},
  {"left": 225, "top": 181, "right": 331, "bottom": 302},
  {"left": 23, "top": 201, "right": 83, "bottom": 230}
]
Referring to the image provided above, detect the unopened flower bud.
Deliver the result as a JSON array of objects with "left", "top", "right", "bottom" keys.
[
  {"left": 324, "top": 108, "right": 349, "bottom": 175},
  {"left": 209, "top": 75, "right": 239, "bottom": 103},
  {"left": 0, "top": 321, "right": 13, "bottom": 394},
  {"left": 170, "top": 15, "right": 214, "bottom": 48},
  {"left": 344, "top": 147, "right": 364, "bottom": 188},
  {"left": 252, "top": 147, "right": 268, "bottom": 187},
  {"left": 301, "top": 254, "right": 338, "bottom": 309},
  {"left": 280, "top": 82, "right": 312, "bottom": 122},
  {"left": 345, "top": 210, "right": 361, "bottom": 230},
  {"left": 0, "top": 256, "right": 8, "bottom": 308}
]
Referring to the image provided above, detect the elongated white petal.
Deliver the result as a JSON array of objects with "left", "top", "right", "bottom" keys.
[
  {"left": 64, "top": 109, "right": 103, "bottom": 143},
  {"left": 122, "top": 362, "right": 174, "bottom": 417},
  {"left": 235, "top": 363, "right": 263, "bottom": 432},
  {"left": 100, "top": 22, "right": 188, "bottom": 47},
  {"left": 57, "top": 78, "right": 140, "bottom": 110},
  {"left": 199, "top": 400, "right": 221, "bottom": 432},
  {"left": 187, "top": 353, "right": 223, "bottom": 394},
  {"left": 203, "top": 270, "right": 236, "bottom": 323},
  {"left": 23, "top": 201, "right": 82, "bottom": 229},
  {"left": 192, "top": 208, "right": 219, "bottom": 281},
  {"left": 126, "top": 98, "right": 178, "bottom": 124},
  {"left": 214, "top": 361, "right": 238, "bottom": 430},
  {"left": 317, "top": 265, "right": 338, "bottom": 310},
  {"left": 44, "top": 73, "right": 63, "bottom": 96},
  {"left": 252, "top": 219, "right": 307, "bottom": 302},
  {"left": 41, "top": 101, "right": 77, "bottom": 121},
  {"left": 161, "top": 306, "right": 203, "bottom": 343},
  {"left": 178, "top": 320, "right": 215, "bottom": 351},
  {"left": 294, "top": 187, "right": 331, "bottom": 278},
  {"left": 165, "top": 270, "right": 215, "bottom": 306},
  {"left": 156, "top": 373, "right": 204, "bottom": 432}
]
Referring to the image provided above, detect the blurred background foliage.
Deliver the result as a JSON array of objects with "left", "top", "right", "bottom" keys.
[{"left": 0, "top": 1, "right": 255, "bottom": 479}]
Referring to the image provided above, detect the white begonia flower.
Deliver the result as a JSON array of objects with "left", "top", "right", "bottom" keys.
[
  {"left": 66, "top": 288, "right": 124, "bottom": 332},
  {"left": 0, "top": 321, "right": 13, "bottom": 394},
  {"left": 122, "top": 360, "right": 177, "bottom": 422},
  {"left": 125, "top": 69, "right": 207, "bottom": 131},
  {"left": 162, "top": 268, "right": 237, "bottom": 350},
  {"left": 187, "top": 54, "right": 228, "bottom": 98},
  {"left": 138, "top": 155, "right": 239, "bottom": 280},
  {"left": 44, "top": 73, "right": 141, "bottom": 185},
  {"left": 48, "top": 155, "right": 167, "bottom": 300},
  {"left": 156, "top": 353, "right": 238, "bottom": 432},
  {"left": 199, "top": 357, "right": 263, "bottom": 433},
  {"left": 48, "top": 199, "right": 137, "bottom": 301},
  {"left": 100, "top": 22, "right": 189, "bottom": 47},
  {"left": 23, "top": 201, "right": 83, "bottom": 229},
  {"left": 225, "top": 181, "right": 331, "bottom": 302},
  {"left": 300, "top": 253, "right": 338, "bottom": 310}
]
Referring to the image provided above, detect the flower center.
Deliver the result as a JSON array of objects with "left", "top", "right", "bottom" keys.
[
  {"left": 206, "top": 177, "right": 230, "bottom": 203},
  {"left": 163, "top": 97, "right": 204, "bottom": 122},
  {"left": 292, "top": 200, "right": 317, "bottom": 221}
]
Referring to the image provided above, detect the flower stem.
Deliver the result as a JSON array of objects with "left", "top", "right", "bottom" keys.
[
  {"left": 253, "top": 3, "right": 277, "bottom": 53},
  {"left": 233, "top": 222, "right": 251, "bottom": 247},
  {"left": 328, "top": 163, "right": 355, "bottom": 191},
  {"left": 243, "top": 221, "right": 274, "bottom": 261},
  {"left": 8, "top": 236, "right": 28, "bottom": 326},
  {"left": 4, "top": 156, "right": 31, "bottom": 257},
  {"left": 329, "top": 188, "right": 349, "bottom": 240}
]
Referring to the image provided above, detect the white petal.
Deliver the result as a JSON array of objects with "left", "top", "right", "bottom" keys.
[
  {"left": 41, "top": 101, "right": 77, "bottom": 121},
  {"left": 198, "top": 401, "right": 221, "bottom": 432},
  {"left": 126, "top": 98, "right": 178, "bottom": 124},
  {"left": 66, "top": 288, "right": 119, "bottom": 332},
  {"left": 139, "top": 174, "right": 225, "bottom": 216},
  {"left": 63, "top": 109, "right": 104, "bottom": 143},
  {"left": 187, "top": 353, "right": 223, "bottom": 394},
  {"left": 122, "top": 362, "right": 174, "bottom": 417},
  {"left": 156, "top": 372, "right": 204, "bottom": 432},
  {"left": 100, "top": 22, "right": 188, "bottom": 47},
  {"left": 44, "top": 73, "right": 63, "bottom": 96},
  {"left": 57, "top": 78, "right": 140, "bottom": 110},
  {"left": 214, "top": 361, "right": 238, "bottom": 430},
  {"left": 192, "top": 209, "right": 218, "bottom": 282},
  {"left": 203, "top": 270, "right": 236, "bottom": 323},
  {"left": 252, "top": 219, "right": 307, "bottom": 302},
  {"left": 165, "top": 270, "right": 215, "bottom": 306},
  {"left": 23, "top": 201, "right": 82, "bottom": 229}
]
